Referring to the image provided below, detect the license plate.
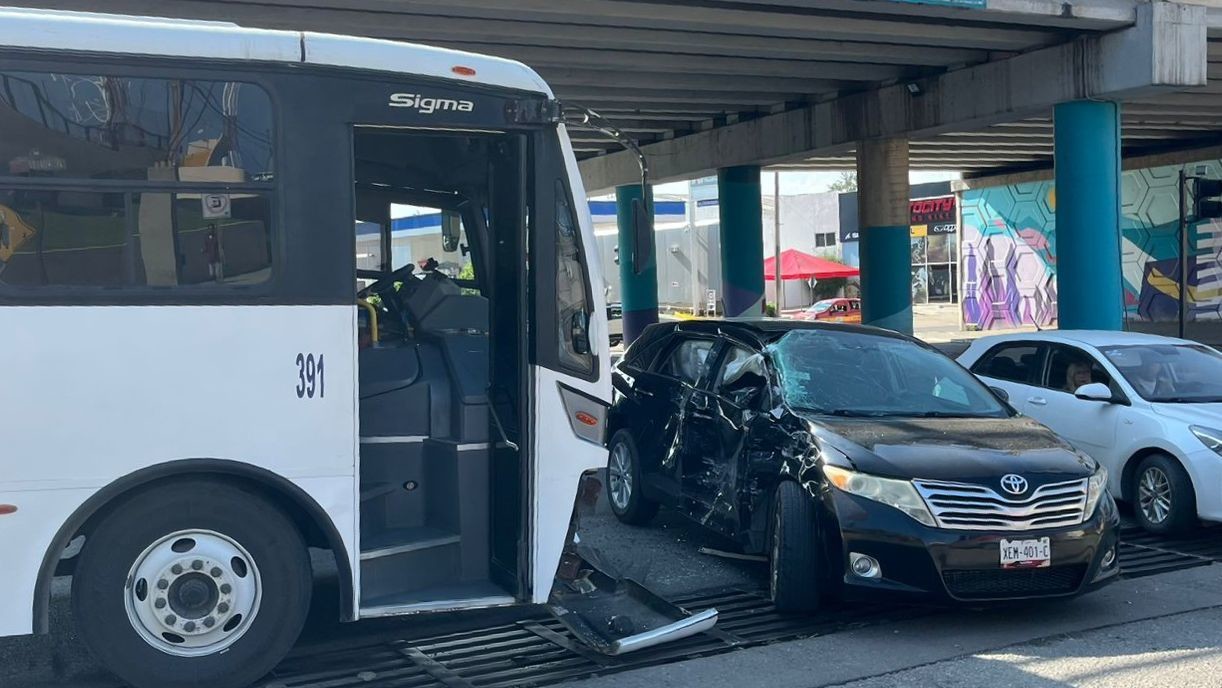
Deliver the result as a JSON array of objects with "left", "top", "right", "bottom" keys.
[{"left": 1000, "top": 537, "right": 1051, "bottom": 569}]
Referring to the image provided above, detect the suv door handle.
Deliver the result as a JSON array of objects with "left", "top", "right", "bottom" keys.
[{"left": 1028, "top": 397, "right": 1048, "bottom": 406}]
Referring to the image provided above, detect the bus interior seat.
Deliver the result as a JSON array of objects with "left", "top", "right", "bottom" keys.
[{"left": 403, "top": 272, "right": 489, "bottom": 334}]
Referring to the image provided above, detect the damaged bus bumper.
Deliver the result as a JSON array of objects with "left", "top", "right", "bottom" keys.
[{"left": 547, "top": 472, "right": 719, "bottom": 655}]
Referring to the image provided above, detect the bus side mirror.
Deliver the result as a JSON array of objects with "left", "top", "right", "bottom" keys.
[
  {"left": 441, "top": 211, "right": 462, "bottom": 253},
  {"left": 631, "top": 198, "right": 653, "bottom": 275}
]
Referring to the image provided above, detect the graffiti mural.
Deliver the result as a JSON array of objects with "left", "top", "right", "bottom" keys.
[
  {"left": 1123, "top": 163, "right": 1222, "bottom": 324},
  {"left": 960, "top": 160, "right": 1222, "bottom": 330},
  {"left": 960, "top": 180, "right": 1058, "bottom": 330}
]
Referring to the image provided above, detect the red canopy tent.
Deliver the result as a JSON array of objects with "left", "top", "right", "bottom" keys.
[{"left": 764, "top": 249, "right": 859, "bottom": 280}]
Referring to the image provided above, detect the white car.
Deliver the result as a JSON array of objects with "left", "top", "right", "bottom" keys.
[{"left": 958, "top": 331, "right": 1222, "bottom": 534}]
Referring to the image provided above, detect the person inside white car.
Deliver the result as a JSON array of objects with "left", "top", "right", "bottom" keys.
[{"left": 1064, "top": 360, "right": 1092, "bottom": 393}]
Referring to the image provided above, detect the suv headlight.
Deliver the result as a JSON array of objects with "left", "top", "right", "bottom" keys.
[
  {"left": 1085, "top": 465, "right": 1109, "bottom": 518},
  {"left": 1191, "top": 426, "right": 1222, "bottom": 456},
  {"left": 822, "top": 464, "right": 936, "bottom": 527}
]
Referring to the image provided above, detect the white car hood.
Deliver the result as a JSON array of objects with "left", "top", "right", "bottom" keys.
[{"left": 1152, "top": 402, "right": 1222, "bottom": 428}]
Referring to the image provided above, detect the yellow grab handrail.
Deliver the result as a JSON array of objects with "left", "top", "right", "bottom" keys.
[{"left": 356, "top": 299, "right": 379, "bottom": 344}]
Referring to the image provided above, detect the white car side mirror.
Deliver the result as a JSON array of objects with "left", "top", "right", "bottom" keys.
[{"left": 1074, "top": 382, "right": 1113, "bottom": 402}]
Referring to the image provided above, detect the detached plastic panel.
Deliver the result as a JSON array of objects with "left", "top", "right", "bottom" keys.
[{"left": 549, "top": 564, "right": 719, "bottom": 656}]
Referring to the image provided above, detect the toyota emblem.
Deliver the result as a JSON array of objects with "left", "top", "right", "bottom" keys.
[{"left": 1000, "top": 474, "right": 1029, "bottom": 496}]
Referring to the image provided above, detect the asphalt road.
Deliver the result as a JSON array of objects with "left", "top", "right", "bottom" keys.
[
  {"left": 840, "top": 606, "right": 1222, "bottom": 688},
  {"left": 565, "top": 565, "right": 1222, "bottom": 688},
  {"left": 7, "top": 487, "right": 1222, "bottom": 688}
]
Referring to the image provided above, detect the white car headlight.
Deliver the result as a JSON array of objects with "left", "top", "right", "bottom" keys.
[
  {"left": 1191, "top": 426, "right": 1222, "bottom": 456},
  {"left": 822, "top": 464, "right": 936, "bottom": 527},
  {"left": 1085, "top": 465, "right": 1109, "bottom": 519}
]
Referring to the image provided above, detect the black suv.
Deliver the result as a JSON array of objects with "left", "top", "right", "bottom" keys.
[{"left": 606, "top": 319, "right": 1119, "bottom": 612}]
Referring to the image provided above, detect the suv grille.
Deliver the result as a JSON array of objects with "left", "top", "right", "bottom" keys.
[
  {"left": 942, "top": 565, "right": 1087, "bottom": 599},
  {"left": 913, "top": 477, "right": 1088, "bottom": 531}
]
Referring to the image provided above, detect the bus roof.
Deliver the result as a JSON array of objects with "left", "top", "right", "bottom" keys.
[{"left": 0, "top": 6, "right": 552, "bottom": 96}]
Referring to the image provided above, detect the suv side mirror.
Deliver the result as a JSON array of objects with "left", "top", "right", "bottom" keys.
[
  {"left": 989, "top": 386, "right": 1010, "bottom": 402},
  {"left": 1074, "top": 382, "right": 1114, "bottom": 402}
]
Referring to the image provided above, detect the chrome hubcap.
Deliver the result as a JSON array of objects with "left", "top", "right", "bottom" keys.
[
  {"left": 125, "top": 530, "right": 262, "bottom": 657},
  {"left": 608, "top": 443, "right": 633, "bottom": 511},
  {"left": 1139, "top": 467, "right": 1173, "bottom": 525}
]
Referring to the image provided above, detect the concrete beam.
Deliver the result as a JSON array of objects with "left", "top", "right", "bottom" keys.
[
  {"left": 580, "top": 2, "right": 1208, "bottom": 191},
  {"left": 539, "top": 69, "right": 848, "bottom": 95},
  {"left": 705, "top": 0, "right": 1138, "bottom": 31},
  {"left": 426, "top": 43, "right": 913, "bottom": 82},
  {"left": 229, "top": 0, "right": 1060, "bottom": 51}
]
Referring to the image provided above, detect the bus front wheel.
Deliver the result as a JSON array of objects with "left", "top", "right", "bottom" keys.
[{"left": 71, "top": 478, "right": 312, "bottom": 688}]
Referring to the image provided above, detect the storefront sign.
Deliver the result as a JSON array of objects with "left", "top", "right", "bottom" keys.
[{"left": 910, "top": 196, "right": 956, "bottom": 237}]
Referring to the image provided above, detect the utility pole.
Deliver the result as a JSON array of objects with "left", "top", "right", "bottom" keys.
[
  {"left": 1179, "top": 169, "right": 1188, "bottom": 340},
  {"left": 688, "top": 179, "right": 699, "bottom": 315},
  {"left": 773, "top": 171, "right": 783, "bottom": 314}
]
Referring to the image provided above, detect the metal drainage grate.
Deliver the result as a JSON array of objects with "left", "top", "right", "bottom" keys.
[
  {"left": 257, "top": 589, "right": 929, "bottom": 688},
  {"left": 1118, "top": 526, "right": 1219, "bottom": 579}
]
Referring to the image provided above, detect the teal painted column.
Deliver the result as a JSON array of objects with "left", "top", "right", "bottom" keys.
[
  {"left": 616, "top": 184, "right": 658, "bottom": 344},
  {"left": 718, "top": 166, "right": 765, "bottom": 317},
  {"left": 857, "top": 139, "right": 913, "bottom": 334},
  {"left": 1054, "top": 100, "right": 1124, "bottom": 331}
]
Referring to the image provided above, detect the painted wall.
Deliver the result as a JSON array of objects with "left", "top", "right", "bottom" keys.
[{"left": 959, "top": 160, "right": 1222, "bottom": 331}]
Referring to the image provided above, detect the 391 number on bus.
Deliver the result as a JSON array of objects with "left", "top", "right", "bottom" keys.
[{"left": 296, "top": 353, "right": 324, "bottom": 399}]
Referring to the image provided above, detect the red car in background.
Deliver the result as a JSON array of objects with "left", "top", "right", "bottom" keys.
[{"left": 794, "top": 297, "right": 862, "bottom": 323}]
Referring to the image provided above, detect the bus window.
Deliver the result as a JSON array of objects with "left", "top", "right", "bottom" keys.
[
  {"left": 0, "top": 69, "right": 275, "bottom": 290},
  {"left": 554, "top": 179, "right": 593, "bottom": 375}
]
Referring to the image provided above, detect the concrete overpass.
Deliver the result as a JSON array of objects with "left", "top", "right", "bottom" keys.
[{"left": 13, "top": 0, "right": 1216, "bottom": 339}]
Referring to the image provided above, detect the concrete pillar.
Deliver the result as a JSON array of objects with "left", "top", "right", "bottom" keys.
[
  {"left": 857, "top": 139, "right": 913, "bottom": 335},
  {"left": 718, "top": 165, "right": 765, "bottom": 317},
  {"left": 616, "top": 183, "right": 658, "bottom": 344},
  {"left": 1054, "top": 100, "right": 1124, "bottom": 331}
]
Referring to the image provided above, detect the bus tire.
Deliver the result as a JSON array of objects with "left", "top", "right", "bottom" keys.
[
  {"left": 607, "top": 430, "right": 659, "bottom": 525},
  {"left": 71, "top": 478, "right": 312, "bottom": 688},
  {"left": 770, "top": 481, "right": 823, "bottom": 614}
]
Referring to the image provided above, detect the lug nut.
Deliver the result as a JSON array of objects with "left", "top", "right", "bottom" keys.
[
  {"left": 191, "top": 560, "right": 203, "bottom": 571},
  {"left": 154, "top": 599, "right": 167, "bottom": 610},
  {"left": 217, "top": 602, "right": 230, "bottom": 614},
  {"left": 210, "top": 567, "right": 222, "bottom": 578},
  {"left": 220, "top": 584, "right": 232, "bottom": 595},
  {"left": 157, "top": 579, "right": 169, "bottom": 590},
  {"left": 171, "top": 564, "right": 183, "bottom": 575},
  {"left": 203, "top": 617, "right": 216, "bottom": 628},
  {"left": 165, "top": 615, "right": 177, "bottom": 625},
  {"left": 183, "top": 621, "right": 196, "bottom": 632}
]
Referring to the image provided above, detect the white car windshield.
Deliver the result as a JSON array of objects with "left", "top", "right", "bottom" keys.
[
  {"left": 1101, "top": 344, "right": 1222, "bottom": 403},
  {"left": 770, "top": 330, "right": 1010, "bottom": 418}
]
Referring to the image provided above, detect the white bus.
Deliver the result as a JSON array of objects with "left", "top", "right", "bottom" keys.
[{"left": 0, "top": 8, "right": 708, "bottom": 688}]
